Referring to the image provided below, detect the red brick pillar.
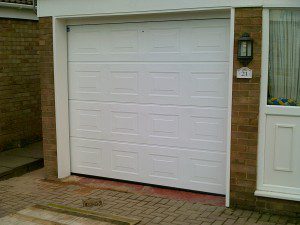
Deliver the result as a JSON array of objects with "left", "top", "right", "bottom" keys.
[
  {"left": 230, "top": 8, "right": 262, "bottom": 209},
  {"left": 39, "top": 17, "right": 58, "bottom": 179}
]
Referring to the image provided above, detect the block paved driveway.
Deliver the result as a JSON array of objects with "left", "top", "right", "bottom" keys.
[{"left": 0, "top": 169, "right": 299, "bottom": 225}]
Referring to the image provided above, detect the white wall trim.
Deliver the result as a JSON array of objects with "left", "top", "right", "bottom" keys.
[
  {"left": 255, "top": 190, "right": 300, "bottom": 202},
  {"left": 257, "top": 8, "right": 269, "bottom": 195},
  {"left": 0, "top": 6, "right": 37, "bottom": 20},
  {"left": 0, "top": 2, "right": 33, "bottom": 9},
  {"left": 265, "top": 106, "right": 300, "bottom": 117},
  {"left": 225, "top": 7, "right": 235, "bottom": 208},
  {"left": 37, "top": 0, "right": 300, "bottom": 18},
  {"left": 53, "top": 17, "right": 71, "bottom": 179},
  {"left": 58, "top": 7, "right": 232, "bottom": 20},
  {"left": 65, "top": 9, "right": 230, "bottom": 25}
]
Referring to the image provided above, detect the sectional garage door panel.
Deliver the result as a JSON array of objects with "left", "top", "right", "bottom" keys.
[
  {"left": 69, "top": 101, "right": 227, "bottom": 152},
  {"left": 68, "top": 19, "right": 230, "bottom": 195},
  {"left": 70, "top": 137, "right": 226, "bottom": 194},
  {"left": 68, "top": 20, "right": 230, "bottom": 62},
  {"left": 68, "top": 62, "right": 229, "bottom": 107}
]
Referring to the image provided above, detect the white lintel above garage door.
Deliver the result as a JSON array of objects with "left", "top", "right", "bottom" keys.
[{"left": 68, "top": 19, "right": 230, "bottom": 195}]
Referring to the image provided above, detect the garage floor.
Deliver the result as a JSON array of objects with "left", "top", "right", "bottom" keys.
[{"left": 0, "top": 169, "right": 299, "bottom": 225}]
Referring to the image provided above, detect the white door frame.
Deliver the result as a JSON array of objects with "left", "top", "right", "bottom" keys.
[
  {"left": 255, "top": 8, "right": 300, "bottom": 202},
  {"left": 256, "top": 8, "right": 270, "bottom": 199},
  {"left": 52, "top": 8, "right": 235, "bottom": 207}
]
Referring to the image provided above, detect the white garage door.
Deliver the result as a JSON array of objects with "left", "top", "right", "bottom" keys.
[{"left": 68, "top": 19, "right": 230, "bottom": 194}]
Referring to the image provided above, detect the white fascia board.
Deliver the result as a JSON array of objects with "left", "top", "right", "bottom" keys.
[
  {"left": 0, "top": 7, "right": 37, "bottom": 20},
  {"left": 37, "top": 0, "right": 300, "bottom": 18}
]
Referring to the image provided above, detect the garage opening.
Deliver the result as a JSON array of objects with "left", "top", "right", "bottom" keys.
[{"left": 67, "top": 18, "right": 230, "bottom": 195}]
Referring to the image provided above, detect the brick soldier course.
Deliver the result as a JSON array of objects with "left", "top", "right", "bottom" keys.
[
  {"left": 0, "top": 169, "right": 300, "bottom": 225},
  {"left": 0, "top": 18, "right": 41, "bottom": 151}
]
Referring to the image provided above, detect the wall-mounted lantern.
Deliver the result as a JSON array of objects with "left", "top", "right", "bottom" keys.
[{"left": 237, "top": 32, "right": 253, "bottom": 66}]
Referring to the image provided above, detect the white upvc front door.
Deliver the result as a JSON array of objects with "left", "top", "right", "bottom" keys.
[{"left": 256, "top": 9, "right": 300, "bottom": 201}]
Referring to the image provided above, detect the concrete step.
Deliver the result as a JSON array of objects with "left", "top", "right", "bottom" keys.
[{"left": 0, "top": 142, "right": 44, "bottom": 181}]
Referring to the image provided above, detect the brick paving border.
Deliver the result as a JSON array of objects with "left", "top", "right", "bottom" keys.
[{"left": 0, "top": 169, "right": 299, "bottom": 225}]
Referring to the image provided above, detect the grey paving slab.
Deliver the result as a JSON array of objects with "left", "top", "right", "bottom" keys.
[
  {"left": 0, "top": 204, "right": 140, "bottom": 225},
  {"left": 0, "top": 155, "right": 37, "bottom": 168},
  {"left": 2, "top": 142, "right": 43, "bottom": 159},
  {"left": 0, "top": 142, "right": 43, "bottom": 180},
  {"left": 0, "top": 166, "right": 11, "bottom": 174}
]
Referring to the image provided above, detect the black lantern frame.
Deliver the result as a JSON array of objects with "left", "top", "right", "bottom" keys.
[{"left": 237, "top": 32, "right": 253, "bottom": 66}]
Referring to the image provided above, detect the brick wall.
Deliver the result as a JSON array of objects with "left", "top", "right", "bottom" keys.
[
  {"left": 39, "top": 17, "right": 57, "bottom": 179},
  {"left": 0, "top": 18, "right": 41, "bottom": 151},
  {"left": 230, "top": 8, "right": 300, "bottom": 216}
]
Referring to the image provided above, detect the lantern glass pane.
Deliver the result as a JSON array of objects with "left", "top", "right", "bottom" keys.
[
  {"left": 247, "top": 42, "right": 252, "bottom": 57},
  {"left": 240, "top": 41, "right": 247, "bottom": 56}
]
